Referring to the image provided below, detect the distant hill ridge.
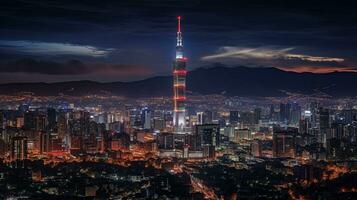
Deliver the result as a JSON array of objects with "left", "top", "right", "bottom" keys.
[{"left": 1, "top": 66, "right": 357, "bottom": 97}]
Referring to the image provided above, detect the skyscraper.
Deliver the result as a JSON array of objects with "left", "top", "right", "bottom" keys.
[
  {"left": 47, "top": 108, "right": 57, "bottom": 130},
  {"left": 195, "top": 124, "right": 220, "bottom": 150},
  {"left": 40, "top": 131, "right": 51, "bottom": 154},
  {"left": 141, "top": 107, "right": 151, "bottom": 130},
  {"left": 251, "top": 139, "right": 262, "bottom": 157},
  {"left": 173, "top": 16, "right": 187, "bottom": 133},
  {"left": 273, "top": 131, "right": 296, "bottom": 158},
  {"left": 280, "top": 103, "right": 291, "bottom": 123},
  {"left": 11, "top": 136, "right": 28, "bottom": 161},
  {"left": 318, "top": 107, "right": 330, "bottom": 145},
  {"left": 229, "top": 111, "right": 239, "bottom": 124},
  {"left": 253, "top": 108, "right": 261, "bottom": 124}
]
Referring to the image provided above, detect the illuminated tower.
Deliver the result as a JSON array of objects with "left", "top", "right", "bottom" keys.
[{"left": 173, "top": 16, "right": 187, "bottom": 133}]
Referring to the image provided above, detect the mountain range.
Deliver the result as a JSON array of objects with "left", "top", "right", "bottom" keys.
[{"left": 1, "top": 66, "right": 357, "bottom": 97}]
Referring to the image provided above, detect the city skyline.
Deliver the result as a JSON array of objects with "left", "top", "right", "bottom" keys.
[
  {"left": 1, "top": 0, "right": 357, "bottom": 83},
  {"left": 1, "top": 1, "right": 357, "bottom": 199}
]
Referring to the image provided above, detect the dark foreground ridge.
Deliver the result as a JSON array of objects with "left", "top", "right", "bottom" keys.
[{"left": 1, "top": 66, "right": 357, "bottom": 97}]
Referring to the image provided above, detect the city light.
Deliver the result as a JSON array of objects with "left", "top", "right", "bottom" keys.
[{"left": 0, "top": 1, "right": 356, "bottom": 199}]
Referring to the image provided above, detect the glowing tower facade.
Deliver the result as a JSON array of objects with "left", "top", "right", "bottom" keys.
[{"left": 173, "top": 16, "right": 187, "bottom": 133}]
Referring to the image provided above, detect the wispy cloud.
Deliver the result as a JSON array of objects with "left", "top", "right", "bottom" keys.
[
  {"left": 278, "top": 66, "right": 357, "bottom": 73},
  {"left": 0, "top": 40, "right": 114, "bottom": 57},
  {"left": 284, "top": 54, "right": 344, "bottom": 62},
  {"left": 201, "top": 46, "right": 344, "bottom": 63}
]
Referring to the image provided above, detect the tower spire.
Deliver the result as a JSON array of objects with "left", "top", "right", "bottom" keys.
[
  {"left": 177, "top": 16, "right": 181, "bottom": 33},
  {"left": 176, "top": 16, "right": 183, "bottom": 47}
]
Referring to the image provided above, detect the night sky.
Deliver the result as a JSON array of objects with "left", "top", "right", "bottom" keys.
[{"left": 0, "top": 0, "right": 356, "bottom": 83}]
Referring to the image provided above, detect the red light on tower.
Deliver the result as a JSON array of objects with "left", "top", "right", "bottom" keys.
[
  {"left": 177, "top": 16, "right": 181, "bottom": 32},
  {"left": 178, "top": 57, "right": 188, "bottom": 62},
  {"left": 174, "top": 96, "right": 186, "bottom": 101},
  {"left": 173, "top": 70, "right": 187, "bottom": 76}
]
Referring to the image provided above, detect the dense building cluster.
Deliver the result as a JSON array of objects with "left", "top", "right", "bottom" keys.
[
  {"left": 0, "top": 16, "right": 356, "bottom": 200},
  {"left": 0, "top": 94, "right": 357, "bottom": 199}
]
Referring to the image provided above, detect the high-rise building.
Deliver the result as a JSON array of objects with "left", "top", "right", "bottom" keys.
[
  {"left": 203, "top": 144, "right": 216, "bottom": 158},
  {"left": 35, "top": 114, "right": 47, "bottom": 131},
  {"left": 229, "top": 111, "right": 239, "bottom": 124},
  {"left": 269, "top": 104, "right": 275, "bottom": 119},
  {"left": 326, "top": 138, "right": 341, "bottom": 159},
  {"left": 158, "top": 132, "right": 174, "bottom": 149},
  {"left": 58, "top": 112, "right": 68, "bottom": 140},
  {"left": 310, "top": 102, "right": 319, "bottom": 128},
  {"left": 24, "top": 111, "right": 35, "bottom": 130},
  {"left": 40, "top": 131, "right": 50, "bottom": 154},
  {"left": 11, "top": 136, "right": 28, "bottom": 161},
  {"left": 253, "top": 108, "right": 261, "bottom": 124},
  {"left": 203, "top": 110, "right": 213, "bottom": 124},
  {"left": 330, "top": 123, "right": 345, "bottom": 140},
  {"left": 299, "top": 118, "right": 310, "bottom": 134},
  {"left": 0, "top": 111, "right": 4, "bottom": 131},
  {"left": 280, "top": 103, "right": 291, "bottom": 123},
  {"left": 173, "top": 16, "right": 187, "bottom": 133},
  {"left": 341, "top": 109, "right": 357, "bottom": 124},
  {"left": 319, "top": 107, "right": 330, "bottom": 145},
  {"left": 153, "top": 118, "right": 165, "bottom": 131},
  {"left": 272, "top": 131, "right": 296, "bottom": 158},
  {"left": 196, "top": 112, "right": 204, "bottom": 125},
  {"left": 251, "top": 139, "right": 262, "bottom": 157},
  {"left": 234, "top": 128, "right": 252, "bottom": 142},
  {"left": 16, "top": 117, "right": 24, "bottom": 128},
  {"left": 47, "top": 108, "right": 57, "bottom": 130},
  {"left": 290, "top": 103, "right": 301, "bottom": 125},
  {"left": 141, "top": 107, "right": 151, "bottom": 130},
  {"left": 195, "top": 124, "right": 220, "bottom": 150},
  {"left": 224, "top": 125, "right": 235, "bottom": 141}
]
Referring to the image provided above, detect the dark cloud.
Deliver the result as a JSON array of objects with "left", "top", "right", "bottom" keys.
[
  {"left": 0, "top": 58, "right": 88, "bottom": 75},
  {"left": 2, "top": 0, "right": 356, "bottom": 38},
  {"left": 0, "top": 58, "right": 153, "bottom": 76}
]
